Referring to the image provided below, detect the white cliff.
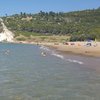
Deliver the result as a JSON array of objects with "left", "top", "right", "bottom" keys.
[{"left": 0, "top": 18, "right": 14, "bottom": 42}]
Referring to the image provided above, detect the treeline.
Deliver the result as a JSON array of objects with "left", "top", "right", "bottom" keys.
[{"left": 2, "top": 7, "right": 100, "bottom": 41}]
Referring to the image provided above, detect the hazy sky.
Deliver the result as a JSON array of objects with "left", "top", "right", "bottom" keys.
[{"left": 0, "top": 0, "right": 100, "bottom": 16}]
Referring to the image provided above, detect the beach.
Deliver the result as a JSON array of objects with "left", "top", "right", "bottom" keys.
[
  {"left": 39, "top": 41, "right": 100, "bottom": 57},
  {"left": 12, "top": 40, "right": 100, "bottom": 57}
]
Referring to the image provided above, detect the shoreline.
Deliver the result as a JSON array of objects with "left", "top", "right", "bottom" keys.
[
  {"left": 2, "top": 40, "right": 100, "bottom": 57},
  {"left": 40, "top": 42, "right": 100, "bottom": 58}
]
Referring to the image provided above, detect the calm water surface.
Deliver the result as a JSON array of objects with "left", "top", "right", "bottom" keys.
[{"left": 0, "top": 43, "right": 100, "bottom": 100}]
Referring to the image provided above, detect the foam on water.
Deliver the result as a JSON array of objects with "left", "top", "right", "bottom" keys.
[
  {"left": 51, "top": 52, "right": 64, "bottom": 59},
  {"left": 66, "top": 59, "right": 84, "bottom": 65},
  {"left": 40, "top": 45, "right": 50, "bottom": 52},
  {"left": 39, "top": 45, "right": 84, "bottom": 65},
  {"left": 51, "top": 52, "right": 83, "bottom": 65}
]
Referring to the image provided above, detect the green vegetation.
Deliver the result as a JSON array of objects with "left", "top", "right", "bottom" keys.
[
  {"left": 0, "top": 22, "right": 3, "bottom": 33},
  {"left": 14, "top": 31, "right": 45, "bottom": 37},
  {"left": 2, "top": 7, "right": 100, "bottom": 41},
  {"left": 15, "top": 35, "right": 70, "bottom": 43}
]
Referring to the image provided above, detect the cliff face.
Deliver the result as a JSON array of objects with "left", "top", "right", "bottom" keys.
[{"left": 0, "top": 18, "right": 14, "bottom": 42}]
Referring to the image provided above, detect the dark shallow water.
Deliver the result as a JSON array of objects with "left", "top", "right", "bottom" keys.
[{"left": 0, "top": 43, "right": 100, "bottom": 100}]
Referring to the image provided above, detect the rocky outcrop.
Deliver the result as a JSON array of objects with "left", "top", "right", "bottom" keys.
[{"left": 0, "top": 18, "right": 14, "bottom": 42}]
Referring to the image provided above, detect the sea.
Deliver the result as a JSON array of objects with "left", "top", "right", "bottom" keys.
[{"left": 0, "top": 43, "right": 100, "bottom": 100}]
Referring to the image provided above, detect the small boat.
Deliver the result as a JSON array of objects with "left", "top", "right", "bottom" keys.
[{"left": 41, "top": 52, "right": 46, "bottom": 57}]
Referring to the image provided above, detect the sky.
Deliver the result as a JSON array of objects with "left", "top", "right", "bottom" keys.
[{"left": 0, "top": 0, "right": 100, "bottom": 16}]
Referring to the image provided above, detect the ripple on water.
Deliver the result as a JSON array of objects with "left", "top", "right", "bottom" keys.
[{"left": 0, "top": 44, "right": 99, "bottom": 100}]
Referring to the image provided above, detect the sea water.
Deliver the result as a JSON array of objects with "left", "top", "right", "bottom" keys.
[{"left": 0, "top": 43, "right": 100, "bottom": 100}]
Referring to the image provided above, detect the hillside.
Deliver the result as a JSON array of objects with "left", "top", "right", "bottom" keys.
[{"left": 2, "top": 8, "right": 100, "bottom": 41}]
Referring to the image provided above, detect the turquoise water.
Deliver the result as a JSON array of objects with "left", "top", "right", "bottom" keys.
[{"left": 0, "top": 43, "right": 100, "bottom": 100}]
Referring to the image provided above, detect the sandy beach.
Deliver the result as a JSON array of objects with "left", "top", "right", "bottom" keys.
[
  {"left": 12, "top": 40, "right": 100, "bottom": 57},
  {"left": 39, "top": 42, "right": 100, "bottom": 57}
]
